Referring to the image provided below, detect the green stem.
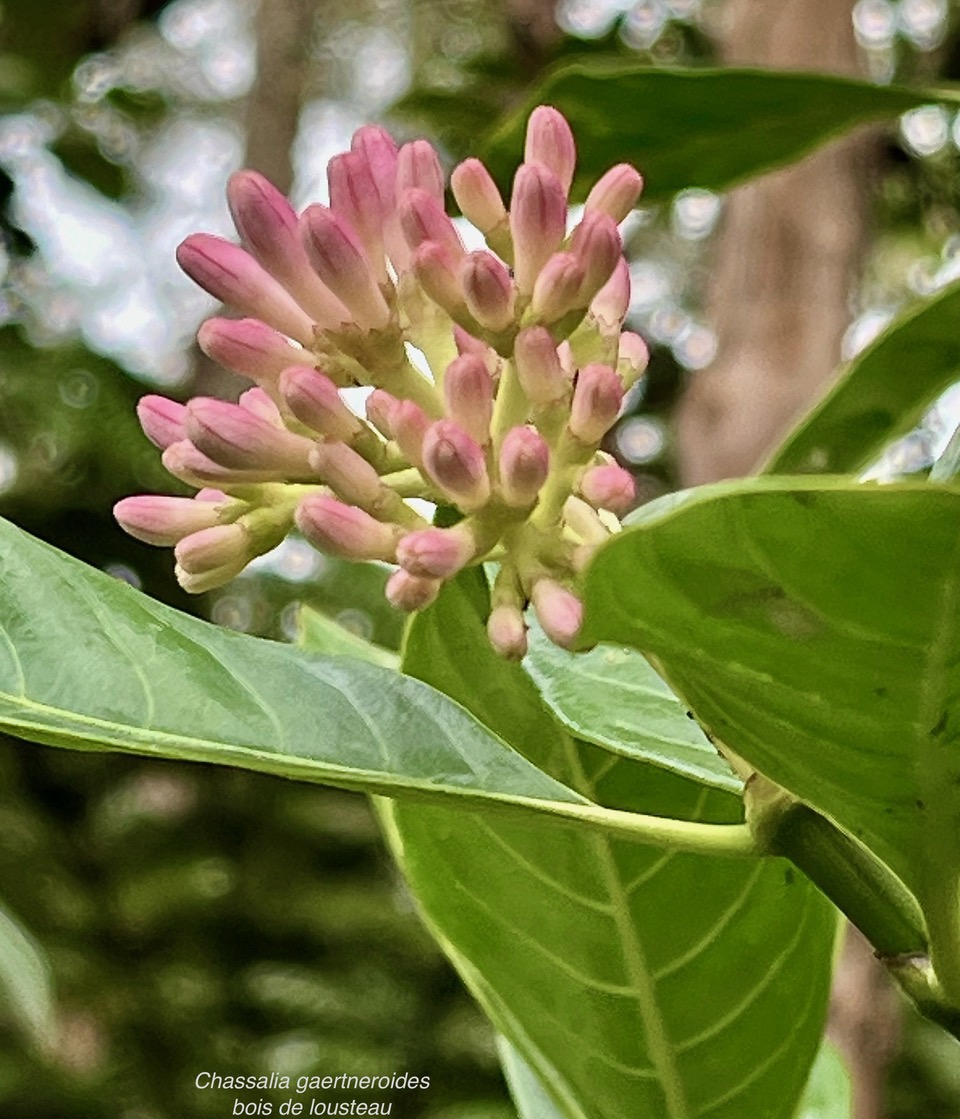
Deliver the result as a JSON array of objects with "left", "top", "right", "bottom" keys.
[
  {"left": 489, "top": 358, "right": 529, "bottom": 456},
  {"left": 923, "top": 873, "right": 960, "bottom": 1007}
]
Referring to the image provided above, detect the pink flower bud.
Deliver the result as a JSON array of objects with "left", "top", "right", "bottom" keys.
[
  {"left": 443, "top": 353, "right": 494, "bottom": 445},
  {"left": 392, "top": 400, "right": 430, "bottom": 468},
  {"left": 366, "top": 389, "right": 399, "bottom": 439},
  {"left": 569, "top": 364, "right": 624, "bottom": 445},
  {"left": 399, "top": 189, "right": 465, "bottom": 263},
  {"left": 295, "top": 495, "right": 400, "bottom": 561},
  {"left": 421, "top": 420, "right": 490, "bottom": 510},
  {"left": 487, "top": 604, "right": 528, "bottom": 660},
  {"left": 453, "top": 326, "right": 497, "bottom": 366},
  {"left": 590, "top": 257, "right": 630, "bottom": 329},
  {"left": 397, "top": 140, "right": 444, "bottom": 202},
  {"left": 239, "top": 387, "right": 283, "bottom": 424},
  {"left": 460, "top": 251, "right": 514, "bottom": 332},
  {"left": 114, "top": 494, "right": 225, "bottom": 547},
  {"left": 301, "top": 205, "right": 390, "bottom": 330},
  {"left": 524, "top": 106, "right": 576, "bottom": 195},
  {"left": 186, "top": 397, "right": 315, "bottom": 474},
  {"left": 308, "top": 441, "right": 383, "bottom": 508},
  {"left": 175, "top": 559, "right": 249, "bottom": 595},
  {"left": 176, "top": 234, "right": 315, "bottom": 345},
  {"left": 530, "top": 252, "right": 585, "bottom": 323},
  {"left": 327, "top": 151, "right": 388, "bottom": 282},
  {"left": 531, "top": 578, "right": 583, "bottom": 649},
  {"left": 578, "top": 463, "right": 635, "bottom": 515},
  {"left": 569, "top": 212, "right": 622, "bottom": 306},
  {"left": 509, "top": 163, "right": 567, "bottom": 295},
  {"left": 137, "top": 395, "right": 187, "bottom": 449},
  {"left": 279, "top": 365, "right": 363, "bottom": 442},
  {"left": 198, "top": 318, "right": 308, "bottom": 388},
  {"left": 450, "top": 158, "right": 507, "bottom": 234},
  {"left": 585, "top": 164, "right": 644, "bottom": 223},
  {"left": 385, "top": 569, "right": 440, "bottom": 611},
  {"left": 396, "top": 525, "right": 475, "bottom": 578},
  {"left": 412, "top": 242, "right": 467, "bottom": 320},
  {"left": 226, "top": 171, "right": 350, "bottom": 328},
  {"left": 514, "top": 327, "right": 568, "bottom": 406},
  {"left": 499, "top": 426, "right": 550, "bottom": 508},
  {"left": 351, "top": 125, "right": 399, "bottom": 210},
  {"left": 175, "top": 522, "right": 250, "bottom": 575},
  {"left": 162, "top": 440, "right": 278, "bottom": 487},
  {"left": 618, "top": 331, "right": 650, "bottom": 389}
]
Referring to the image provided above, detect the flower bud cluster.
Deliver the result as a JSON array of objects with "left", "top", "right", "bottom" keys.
[{"left": 115, "top": 106, "right": 648, "bottom": 655}]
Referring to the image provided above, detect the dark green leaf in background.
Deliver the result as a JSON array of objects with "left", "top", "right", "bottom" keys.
[{"left": 482, "top": 65, "right": 935, "bottom": 201}]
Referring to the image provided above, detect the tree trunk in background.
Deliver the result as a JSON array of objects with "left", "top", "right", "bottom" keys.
[
  {"left": 675, "top": 0, "right": 873, "bottom": 484},
  {"left": 673, "top": 3, "right": 898, "bottom": 1117}
]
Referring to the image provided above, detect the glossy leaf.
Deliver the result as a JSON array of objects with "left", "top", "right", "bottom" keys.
[
  {"left": 497, "top": 1037, "right": 570, "bottom": 1119},
  {"left": 482, "top": 65, "right": 931, "bottom": 201},
  {"left": 797, "top": 1043, "right": 852, "bottom": 1119},
  {"left": 524, "top": 622, "right": 741, "bottom": 791},
  {"left": 766, "top": 280, "right": 960, "bottom": 475},
  {"left": 385, "top": 572, "right": 835, "bottom": 1119},
  {"left": 0, "top": 518, "right": 585, "bottom": 815},
  {"left": 581, "top": 477, "right": 960, "bottom": 984},
  {"left": 297, "top": 605, "right": 399, "bottom": 668},
  {"left": 0, "top": 899, "right": 55, "bottom": 1048}
]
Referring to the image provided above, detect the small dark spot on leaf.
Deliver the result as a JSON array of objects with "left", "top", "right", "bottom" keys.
[
  {"left": 932, "top": 712, "right": 948, "bottom": 737},
  {"left": 685, "top": 711, "right": 694, "bottom": 719},
  {"left": 784, "top": 868, "right": 795, "bottom": 886},
  {"left": 790, "top": 491, "right": 817, "bottom": 508},
  {"left": 873, "top": 686, "right": 888, "bottom": 698},
  {"left": 916, "top": 800, "right": 926, "bottom": 811}
]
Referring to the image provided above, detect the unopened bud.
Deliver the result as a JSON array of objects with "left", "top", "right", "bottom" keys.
[
  {"left": 186, "top": 397, "right": 315, "bottom": 474},
  {"left": 238, "top": 387, "right": 283, "bottom": 424},
  {"left": 162, "top": 440, "right": 279, "bottom": 487},
  {"left": 301, "top": 205, "right": 390, "bottom": 329},
  {"left": 175, "top": 522, "right": 250, "bottom": 575},
  {"left": 280, "top": 365, "right": 363, "bottom": 442},
  {"left": 530, "top": 578, "right": 583, "bottom": 649},
  {"left": 487, "top": 604, "right": 528, "bottom": 660},
  {"left": 421, "top": 420, "right": 490, "bottom": 510},
  {"left": 351, "top": 125, "right": 399, "bottom": 211},
  {"left": 327, "top": 151, "right": 388, "bottom": 282},
  {"left": 569, "top": 212, "right": 622, "bottom": 306},
  {"left": 138, "top": 395, "right": 187, "bottom": 449},
  {"left": 499, "top": 426, "right": 549, "bottom": 508},
  {"left": 510, "top": 163, "right": 567, "bottom": 295},
  {"left": 366, "top": 389, "right": 399, "bottom": 439},
  {"left": 397, "top": 525, "right": 475, "bottom": 578},
  {"left": 295, "top": 495, "right": 400, "bottom": 561},
  {"left": 514, "top": 328, "right": 568, "bottom": 406},
  {"left": 114, "top": 494, "right": 226, "bottom": 547},
  {"left": 450, "top": 158, "right": 507, "bottom": 234},
  {"left": 176, "top": 234, "right": 315, "bottom": 345},
  {"left": 590, "top": 258, "right": 630, "bottom": 329},
  {"left": 569, "top": 364, "right": 624, "bottom": 445},
  {"left": 578, "top": 463, "right": 635, "bottom": 515},
  {"left": 392, "top": 400, "right": 430, "bottom": 467},
  {"left": 585, "top": 164, "right": 643, "bottom": 224},
  {"left": 399, "top": 189, "right": 465, "bottom": 263},
  {"left": 308, "top": 441, "right": 383, "bottom": 508},
  {"left": 412, "top": 242, "right": 467, "bottom": 320},
  {"left": 443, "top": 353, "right": 494, "bottom": 445},
  {"left": 617, "top": 331, "right": 650, "bottom": 389},
  {"left": 385, "top": 569, "right": 440, "bottom": 611},
  {"left": 460, "top": 251, "right": 514, "bottom": 332},
  {"left": 198, "top": 317, "right": 308, "bottom": 388},
  {"left": 397, "top": 140, "right": 445, "bottom": 202},
  {"left": 524, "top": 106, "right": 576, "bottom": 195},
  {"left": 531, "top": 252, "right": 585, "bottom": 323},
  {"left": 226, "top": 171, "right": 350, "bottom": 327}
]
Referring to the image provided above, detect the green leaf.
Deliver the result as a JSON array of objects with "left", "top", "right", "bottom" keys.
[
  {"left": 386, "top": 572, "right": 836, "bottom": 1119},
  {"left": 581, "top": 476, "right": 960, "bottom": 994},
  {"left": 482, "top": 65, "right": 932, "bottom": 201},
  {"left": 0, "top": 899, "right": 55, "bottom": 1049},
  {"left": 765, "top": 281, "right": 960, "bottom": 475},
  {"left": 524, "top": 622, "right": 741, "bottom": 791},
  {"left": 297, "top": 604, "right": 399, "bottom": 669},
  {"left": 797, "top": 1043, "right": 852, "bottom": 1119},
  {"left": 0, "top": 518, "right": 586, "bottom": 816},
  {"left": 497, "top": 1037, "right": 569, "bottom": 1119}
]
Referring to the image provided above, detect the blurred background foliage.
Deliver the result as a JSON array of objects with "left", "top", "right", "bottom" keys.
[{"left": 3, "top": 0, "right": 960, "bottom": 1115}]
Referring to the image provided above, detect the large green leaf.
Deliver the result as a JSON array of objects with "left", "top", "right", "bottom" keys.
[
  {"left": 581, "top": 477, "right": 960, "bottom": 990},
  {"left": 0, "top": 518, "right": 587, "bottom": 816},
  {"left": 482, "top": 65, "right": 932, "bottom": 201},
  {"left": 766, "top": 281, "right": 960, "bottom": 475},
  {"left": 0, "top": 899, "right": 55, "bottom": 1049},
  {"left": 524, "top": 622, "right": 741, "bottom": 791},
  {"left": 384, "top": 572, "right": 835, "bottom": 1119}
]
